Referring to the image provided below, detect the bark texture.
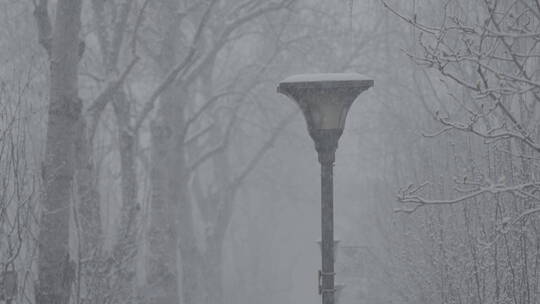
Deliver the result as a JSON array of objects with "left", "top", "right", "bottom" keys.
[
  {"left": 145, "top": 1, "right": 183, "bottom": 303},
  {"left": 36, "top": 1, "right": 82, "bottom": 304},
  {"left": 74, "top": 118, "right": 105, "bottom": 303}
]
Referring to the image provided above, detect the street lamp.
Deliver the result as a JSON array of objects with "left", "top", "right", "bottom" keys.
[{"left": 277, "top": 73, "right": 373, "bottom": 304}]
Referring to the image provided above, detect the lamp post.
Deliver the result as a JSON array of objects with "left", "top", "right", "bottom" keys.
[{"left": 277, "top": 73, "right": 373, "bottom": 304}]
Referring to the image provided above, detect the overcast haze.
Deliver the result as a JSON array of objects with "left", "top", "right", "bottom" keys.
[{"left": 1, "top": 0, "right": 540, "bottom": 304}]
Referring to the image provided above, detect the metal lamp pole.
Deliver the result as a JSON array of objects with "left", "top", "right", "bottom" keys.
[
  {"left": 278, "top": 73, "right": 373, "bottom": 304},
  {"left": 315, "top": 129, "right": 340, "bottom": 304}
]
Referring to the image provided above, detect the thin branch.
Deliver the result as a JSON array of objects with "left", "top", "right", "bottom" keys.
[
  {"left": 183, "top": 124, "right": 213, "bottom": 146},
  {"left": 437, "top": 115, "right": 540, "bottom": 153},
  {"left": 134, "top": 0, "right": 219, "bottom": 131},
  {"left": 231, "top": 109, "right": 298, "bottom": 189},
  {"left": 91, "top": 0, "right": 108, "bottom": 59},
  {"left": 396, "top": 182, "right": 540, "bottom": 213},
  {"left": 107, "top": 0, "right": 133, "bottom": 68},
  {"left": 517, "top": 0, "right": 540, "bottom": 21},
  {"left": 512, "top": 207, "right": 540, "bottom": 224},
  {"left": 33, "top": 0, "right": 52, "bottom": 56},
  {"left": 86, "top": 56, "right": 139, "bottom": 140},
  {"left": 134, "top": 50, "right": 199, "bottom": 131},
  {"left": 187, "top": 113, "right": 235, "bottom": 172},
  {"left": 130, "top": 0, "right": 151, "bottom": 56},
  {"left": 421, "top": 126, "right": 453, "bottom": 138},
  {"left": 379, "top": 0, "right": 438, "bottom": 34},
  {"left": 185, "top": 91, "right": 241, "bottom": 130},
  {"left": 180, "top": 0, "right": 295, "bottom": 86}
]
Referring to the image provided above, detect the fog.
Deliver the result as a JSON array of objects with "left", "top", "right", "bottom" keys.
[{"left": 1, "top": 0, "right": 540, "bottom": 304}]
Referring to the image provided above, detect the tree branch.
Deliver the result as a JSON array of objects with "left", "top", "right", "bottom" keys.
[
  {"left": 33, "top": 0, "right": 52, "bottom": 56},
  {"left": 231, "top": 109, "right": 298, "bottom": 189},
  {"left": 107, "top": 0, "right": 133, "bottom": 69},
  {"left": 396, "top": 181, "right": 540, "bottom": 213},
  {"left": 134, "top": 0, "right": 219, "bottom": 131},
  {"left": 187, "top": 113, "right": 235, "bottom": 172},
  {"left": 86, "top": 56, "right": 139, "bottom": 141}
]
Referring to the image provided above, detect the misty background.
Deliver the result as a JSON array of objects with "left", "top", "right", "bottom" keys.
[{"left": 1, "top": 0, "right": 539, "bottom": 303}]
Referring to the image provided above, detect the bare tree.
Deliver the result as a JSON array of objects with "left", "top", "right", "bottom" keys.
[
  {"left": 383, "top": 0, "right": 540, "bottom": 224},
  {"left": 141, "top": 1, "right": 295, "bottom": 303},
  {"left": 381, "top": 1, "right": 540, "bottom": 303},
  {"left": 33, "top": 0, "right": 83, "bottom": 303}
]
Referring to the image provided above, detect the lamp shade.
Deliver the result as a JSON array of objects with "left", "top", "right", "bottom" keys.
[{"left": 277, "top": 73, "right": 373, "bottom": 133}]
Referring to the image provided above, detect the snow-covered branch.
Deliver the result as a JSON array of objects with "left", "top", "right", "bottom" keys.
[{"left": 397, "top": 180, "right": 540, "bottom": 215}]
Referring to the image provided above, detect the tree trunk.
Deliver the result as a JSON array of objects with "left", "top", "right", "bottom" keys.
[
  {"left": 145, "top": 1, "right": 183, "bottom": 303},
  {"left": 152, "top": 83, "right": 207, "bottom": 304},
  {"left": 204, "top": 234, "right": 225, "bottom": 304},
  {"left": 74, "top": 118, "right": 104, "bottom": 303},
  {"left": 146, "top": 95, "right": 180, "bottom": 304},
  {"left": 110, "top": 89, "right": 139, "bottom": 303},
  {"left": 36, "top": 1, "right": 82, "bottom": 304},
  {"left": 176, "top": 163, "right": 206, "bottom": 304}
]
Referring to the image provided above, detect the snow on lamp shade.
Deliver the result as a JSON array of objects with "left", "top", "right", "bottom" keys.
[{"left": 277, "top": 73, "right": 373, "bottom": 132}]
